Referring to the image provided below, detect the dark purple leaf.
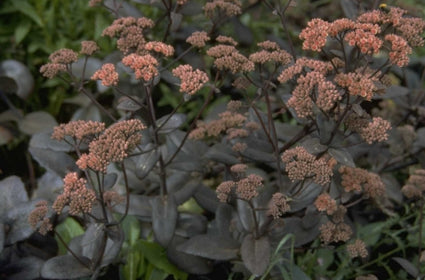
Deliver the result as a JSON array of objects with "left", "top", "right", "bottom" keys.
[
  {"left": 240, "top": 234, "right": 270, "bottom": 276},
  {"left": 167, "top": 236, "right": 212, "bottom": 274},
  {"left": 41, "top": 255, "right": 92, "bottom": 279},
  {"left": 176, "top": 234, "right": 239, "bottom": 260},
  {"left": 150, "top": 195, "right": 178, "bottom": 247}
]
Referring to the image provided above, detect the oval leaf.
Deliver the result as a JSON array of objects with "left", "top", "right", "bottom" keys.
[
  {"left": 157, "top": 113, "right": 186, "bottom": 134},
  {"left": 18, "top": 111, "right": 57, "bottom": 135},
  {"left": 176, "top": 234, "right": 239, "bottom": 260},
  {"left": 41, "top": 255, "right": 92, "bottom": 279},
  {"left": 150, "top": 195, "right": 178, "bottom": 247},
  {"left": 0, "top": 59, "right": 34, "bottom": 99},
  {"left": 241, "top": 234, "right": 270, "bottom": 276}
]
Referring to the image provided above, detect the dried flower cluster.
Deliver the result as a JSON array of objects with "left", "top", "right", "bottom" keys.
[
  {"left": 172, "top": 64, "right": 209, "bottom": 95},
  {"left": 401, "top": 169, "right": 425, "bottom": 199},
  {"left": 102, "top": 17, "right": 155, "bottom": 54},
  {"left": 28, "top": 200, "right": 52, "bottom": 235},
  {"left": 52, "top": 172, "right": 96, "bottom": 215},
  {"left": 76, "top": 119, "right": 146, "bottom": 173},
  {"left": 281, "top": 146, "right": 334, "bottom": 185},
  {"left": 216, "top": 173, "right": 264, "bottom": 202},
  {"left": 339, "top": 166, "right": 385, "bottom": 198}
]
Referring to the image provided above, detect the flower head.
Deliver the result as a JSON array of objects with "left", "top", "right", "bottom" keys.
[
  {"left": 172, "top": 64, "right": 209, "bottom": 95},
  {"left": 91, "top": 63, "right": 119, "bottom": 86}
]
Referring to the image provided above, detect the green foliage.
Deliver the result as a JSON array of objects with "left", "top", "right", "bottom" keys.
[{"left": 55, "top": 217, "right": 85, "bottom": 255}]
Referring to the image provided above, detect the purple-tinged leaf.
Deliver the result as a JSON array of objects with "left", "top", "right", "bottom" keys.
[
  {"left": 241, "top": 234, "right": 270, "bottom": 276},
  {"left": 176, "top": 234, "right": 239, "bottom": 260},
  {"left": 150, "top": 195, "right": 178, "bottom": 247},
  {"left": 392, "top": 257, "right": 419, "bottom": 278},
  {"left": 41, "top": 255, "right": 92, "bottom": 279}
]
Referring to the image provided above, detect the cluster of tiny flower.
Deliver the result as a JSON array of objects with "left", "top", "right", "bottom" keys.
[
  {"left": 51, "top": 120, "right": 105, "bottom": 141},
  {"left": 281, "top": 146, "right": 334, "bottom": 185},
  {"left": 314, "top": 192, "right": 337, "bottom": 215},
  {"left": 122, "top": 53, "right": 159, "bottom": 82},
  {"left": 216, "top": 173, "right": 264, "bottom": 202},
  {"left": 206, "top": 42, "right": 254, "bottom": 74},
  {"left": 52, "top": 172, "right": 96, "bottom": 216},
  {"left": 172, "top": 64, "right": 209, "bottom": 95},
  {"left": 40, "top": 48, "right": 78, "bottom": 78},
  {"left": 203, "top": 0, "right": 242, "bottom": 18},
  {"left": 346, "top": 239, "right": 368, "bottom": 258},
  {"left": 339, "top": 166, "right": 385, "bottom": 198},
  {"left": 28, "top": 200, "right": 53, "bottom": 235},
  {"left": 267, "top": 192, "right": 291, "bottom": 219},
  {"left": 102, "top": 17, "right": 155, "bottom": 54},
  {"left": 401, "top": 169, "right": 425, "bottom": 199},
  {"left": 76, "top": 119, "right": 146, "bottom": 173},
  {"left": 186, "top": 31, "right": 210, "bottom": 48}
]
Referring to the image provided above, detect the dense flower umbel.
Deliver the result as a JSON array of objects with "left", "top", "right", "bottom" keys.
[
  {"left": 204, "top": 0, "right": 242, "bottom": 18},
  {"left": 28, "top": 200, "right": 52, "bottom": 235},
  {"left": 91, "top": 63, "right": 119, "bottom": 87},
  {"left": 281, "top": 146, "right": 334, "bottom": 185},
  {"left": 207, "top": 44, "right": 254, "bottom": 73},
  {"left": 315, "top": 193, "right": 337, "bottom": 215},
  {"left": 122, "top": 53, "right": 159, "bottom": 81},
  {"left": 216, "top": 173, "right": 264, "bottom": 202},
  {"left": 385, "top": 34, "right": 412, "bottom": 67},
  {"left": 102, "top": 17, "right": 155, "bottom": 54},
  {"left": 52, "top": 120, "right": 105, "bottom": 141},
  {"left": 401, "top": 169, "right": 425, "bottom": 199},
  {"left": 268, "top": 192, "right": 291, "bottom": 219},
  {"left": 347, "top": 239, "right": 368, "bottom": 258},
  {"left": 80, "top": 40, "right": 99, "bottom": 55},
  {"left": 76, "top": 119, "right": 146, "bottom": 173},
  {"left": 52, "top": 173, "right": 96, "bottom": 215},
  {"left": 40, "top": 48, "right": 78, "bottom": 78},
  {"left": 249, "top": 40, "right": 292, "bottom": 65},
  {"left": 186, "top": 31, "right": 210, "bottom": 48},
  {"left": 339, "top": 166, "right": 385, "bottom": 198},
  {"left": 172, "top": 64, "right": 209, "bottom": 95}
]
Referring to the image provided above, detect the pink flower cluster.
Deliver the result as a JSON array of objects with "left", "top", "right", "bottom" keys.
[
  {"left": 76, "top": 119, "right": 146, "bottom": 173},
  {"left": 144, "top": 41, "right": 174, "bottom": 57},
  {"left": 189, "top": 101, "right": 247, "bottom": 140},
  {"left": 320, "top": 221, "right": 352, "bottom": 244},
  {"left": 268, "top": 192, "right": 291, "bottom": 219},
  {"left": 334, "top": 69, "right": 378, "bottom": 101},
  {"left": 216, "top": 173, "right": 264, "bottom": 202},
  {"left": 314, "top": 193, "right": 337, "bottom": 215},
  {"left": 52, "top": 172, "right": 96, "bottom": 215},
  {"left": 207, "top": 44, "right": 254, "bottom": 73},
  {"left": 186, "top": 31, "right": 210, "bottom": 48},
  {"left": 249, "top": 40, "right": 292, "bottom": 65},
  {"left": 204, "top": 0, "right": 242, "bottom": 18},
  {"left": 80, "top": 40, "right": 99, "bottom": 55},
  {"left": 102, "top": 17, "right": 155, "bottom": 54},
  {"left": 51, "top": 120, "right": 105, "bottom": 141},
  {"left": 122, "top": 53, "right": 159, "bottom": 81},
  {"left": 172, "top": 64, "right": 209, "bottom": 95},
  {"left": 401, "top": 169, "right": 425, "bottom": 199},
  {"left": 385, "top": 34, "right": 412, "bottom": 67},
  {"left": 91, "top": 63, "right": 119, "bottom": 87},
  {"left": 40, "top": 48, "right": 78, "bottom": 78},
  {"left": 339, "top": 166, "right": 385, "bottom": 198},
  {"left": 281, "top": 146, "right": 334, "bottom": 185},
  {"left": 28, "top": 200, "right": 52, "bottom": 235}
]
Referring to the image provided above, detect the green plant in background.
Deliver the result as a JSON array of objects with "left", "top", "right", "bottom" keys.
[{"left": 0, "top": 0, "right": 425, "bottom": 280}]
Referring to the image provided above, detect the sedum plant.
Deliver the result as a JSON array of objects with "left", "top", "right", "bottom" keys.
[{"left": 0, "top": 0, "right": 423, "bottom": 279}]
